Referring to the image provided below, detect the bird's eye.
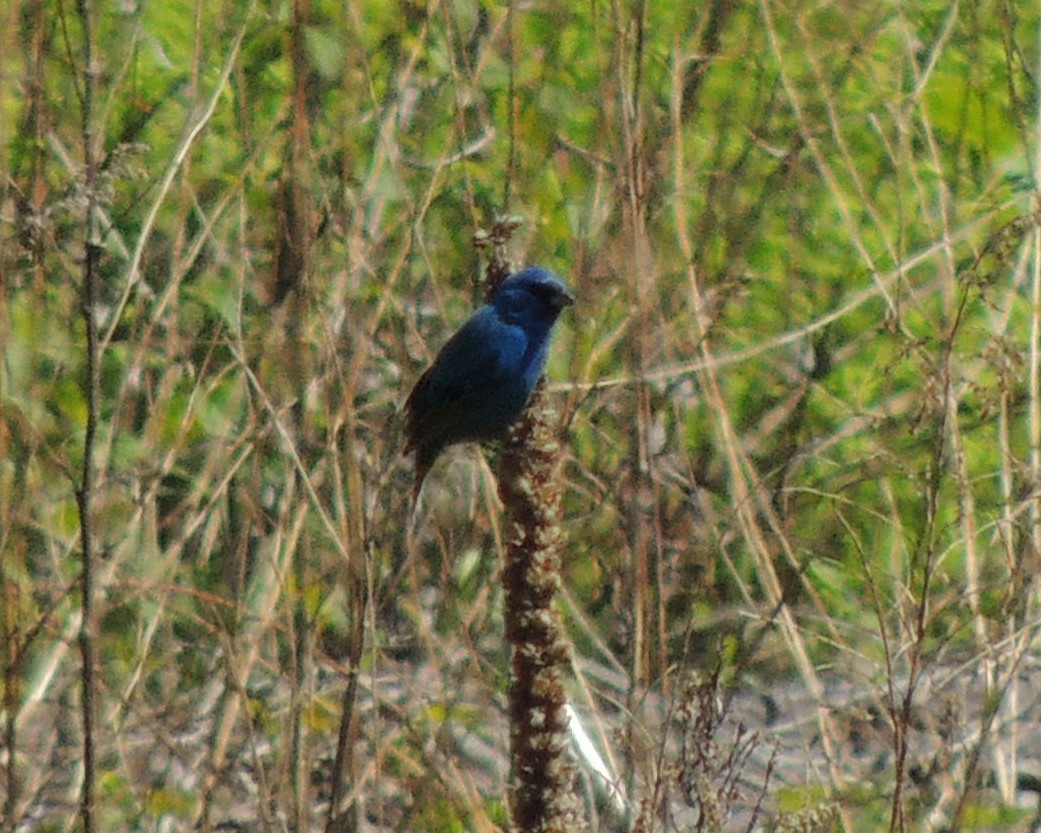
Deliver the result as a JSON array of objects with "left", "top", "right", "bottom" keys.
[{"left": 530, "top": 284, "right": 557, "bottom": 302}]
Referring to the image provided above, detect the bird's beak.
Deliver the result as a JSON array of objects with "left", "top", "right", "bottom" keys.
[{"left": 555, "top": 288, "right": 576, "bottom": 309}]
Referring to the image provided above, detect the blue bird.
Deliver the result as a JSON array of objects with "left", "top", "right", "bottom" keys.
[{"left": 405, "top": 266, "right": 575, "bottom": 502}]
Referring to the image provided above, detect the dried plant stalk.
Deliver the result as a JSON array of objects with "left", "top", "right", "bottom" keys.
[
  {"left": 498, "top": 381, "right": 583, "bottom": 832},
  {"left": 477, "top": 217, "right": 583, "bottom": 831}
]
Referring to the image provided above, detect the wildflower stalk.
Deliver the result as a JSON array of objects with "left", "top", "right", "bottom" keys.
[{"left": 479, "top": 218, "right": 583, "bottom": 832}]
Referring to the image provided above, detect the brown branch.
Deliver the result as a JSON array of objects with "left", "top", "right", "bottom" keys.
[
  {"left": 74, "top": 0, "right": 100, "bottom": 830},
  {"left": 499, "top": 380, "right": 583, "bottom": 833},
  {"left": 324, "top": 570, "right": 367, "bottom": 833},
  {"left": 282, "top": 1, "right": 317, "bottom": 830},
  {"left": 477, "top": 217, "right": 583, "bottom": 832}
]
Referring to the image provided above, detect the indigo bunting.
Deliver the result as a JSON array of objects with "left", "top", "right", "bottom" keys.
[{"left": 405, "top": 266, "right": 575, "bottom": 501}]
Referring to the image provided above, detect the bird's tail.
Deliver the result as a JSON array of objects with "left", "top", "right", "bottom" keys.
[{"left": 410, "top": 449, "right": 434, "bottom": 512}]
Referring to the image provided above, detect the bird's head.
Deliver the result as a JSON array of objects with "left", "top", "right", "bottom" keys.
[{"left": 490, "top": 267, "right": 575, "bottom": 328}]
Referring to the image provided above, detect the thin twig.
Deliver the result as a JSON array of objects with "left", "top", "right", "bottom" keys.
[{"left": 73, "top": 0, "right": 100, "bottom": 829}]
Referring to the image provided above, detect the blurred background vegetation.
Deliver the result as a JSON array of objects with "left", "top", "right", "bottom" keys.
[{"left": 3, "top": 0, "right": 1041, "bottom": 830}]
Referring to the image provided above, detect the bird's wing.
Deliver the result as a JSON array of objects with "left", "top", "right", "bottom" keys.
[{"left": 405, "top": 308, "right": 525, "bottom": 450}]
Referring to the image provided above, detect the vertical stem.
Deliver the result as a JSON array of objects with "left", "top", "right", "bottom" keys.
[
  {"left": 1030, "top": 17, "right": 1041, "bottom": 632},
  {"left": 74, "top": 0, "right": 100, "bottom": 830},
  {"left": 499, "top": 380, "right": 582, "bottom": 833},
  {"left": 503, "top": 0, "right": 516, "bottom": 211},
  {"left": 1, "top": 483, "right": 18, "bottom": 833},
  {"left": 478, "top": 221, "right": 582, "bottom": 832},
  {"left": 324, "top": 570, "right": 366, "bottom": 833},
  {"left": 1, "top": 572, "right": 15, "bottom": 833},
  {"left": 282, "top": 0, "right": 315, "bottom": 826}
]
